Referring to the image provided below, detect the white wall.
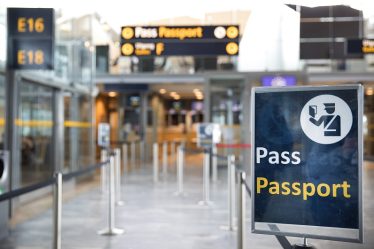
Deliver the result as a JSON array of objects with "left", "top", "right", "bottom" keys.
[{"left": 238, "top": 3, "right": 300, "bottom": 71}]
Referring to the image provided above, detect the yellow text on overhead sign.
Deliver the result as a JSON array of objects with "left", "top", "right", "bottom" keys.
[
  {"left": 158, "top": 26, "right": 203, "bottom": 40},
  {"left": 17, "top": 17, "right": 44, "bottom": 33}
]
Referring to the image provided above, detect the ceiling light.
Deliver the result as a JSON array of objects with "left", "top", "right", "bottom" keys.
[
  {"left": 174, "top": 95, "right": 181, "bottom": 100},
  {"left": 159, "top": 89, "right": 167, "bottom": 94},
  {"left": 193, "top": 88, "right": 201, "bottom": 93},
  {"left": 196, "top": 95, "right": 204, "bottom": 100},
  {"left": 108, "top": 92, "right": 117, "bottom": 97},
  {"left": 170, "top": 92, "right": 177, "bottom": 96},
  {"left": 366, "top": 88, "right": 373, "bottom": 96}
]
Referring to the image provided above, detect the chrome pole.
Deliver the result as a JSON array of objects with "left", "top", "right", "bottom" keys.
[
  {"left": 122, "top": 143, "right": 128, "bottom": 172},
  {"left": 162, "top": 141, "right": 168, "bottom": 178},
  {"left": 212, "top": 144, "right": 218, "bottom": 182},
  {"left": 114, "top": 148, "right": 124, "bottom": 206},
  {"left": 199, "top": 149, "right": 212, "bottom": 206},
  {"left": 131, "top": 141, "right": 136, "bottom": 167},
  {"left": 100, "top": 149, "right": 107, "bottom": 193},
  {"left": 171, "top": 141, "right": 176, "bottom": 167},
  {"left": 175, "top": 145, "right": 184, "bottom": 195},
  {"left": 153, "top": 143, "right": 159, "bottom": 183},
  {"left": 140, "top": 140, "right": 145, "bottom": 165},
  {"left": 98, "top": 153, "right": 124, "bottom": 235},
  {"left": 53, "top": 172, "right": 62, "bottom": 249},
  {"left": 237, "top": 171, "right": 246, "bottom": 249}
]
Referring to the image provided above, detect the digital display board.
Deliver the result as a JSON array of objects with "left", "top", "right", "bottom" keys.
[
  {"left": 7, "top": 8, "right": 54, "bottom": 70},
  {"left": 120, "top": 25, "right": 239, "bottom": 57},
  {"left": 347, "top": 39, "right": 374, "bottom": 54}
]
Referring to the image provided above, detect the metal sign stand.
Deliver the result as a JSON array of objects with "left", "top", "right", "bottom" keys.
[{"left": 293, "top": 238, "right": 315, "bottom": 249}]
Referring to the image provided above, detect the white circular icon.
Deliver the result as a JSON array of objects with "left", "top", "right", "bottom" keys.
[
  {"left": 205, "top": 125, "right": 213, "bottom": 136},
  {"left": 214, "top": 26, "right": 226, "bottom": 39},
  {"left": 300, "top": 94, "right": 352, "bottom": 144}
]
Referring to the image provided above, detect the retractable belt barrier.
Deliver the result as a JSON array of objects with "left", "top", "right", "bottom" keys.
[
  {"left": 0, "top": 161, "right": 107, "bottom": 203},
  {"left": 0, "top": 152, "right": 124, "bottom": 249}
]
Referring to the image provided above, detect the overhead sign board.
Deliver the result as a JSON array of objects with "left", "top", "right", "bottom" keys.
[
  {"left": 98, "top": 123, "right": 110, "bottom": 148},
  {"left": 120, "top": 25, "right": 239, "bottom": 57},
  {"left": 347, "top": 39, "right": 374, "bottom": 54},
  {"left": 251, "top": 85, "right": 363, "bottom": 242},
  {"left": 7, "top": 8, "right": 54, "bottom": 70},
  {"left": 196, "top": 123, "right": 221, "bottom": 147}
]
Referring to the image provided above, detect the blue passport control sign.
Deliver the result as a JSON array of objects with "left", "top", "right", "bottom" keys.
[{"left": 251, "top": 85, "right": 363, "bottom": 243}]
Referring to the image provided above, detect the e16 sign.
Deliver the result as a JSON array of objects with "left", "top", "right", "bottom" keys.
[
  {"left": 7, "top": 8, "right": 54, "bottom": 70},
  {"left": 251, "top": 85, "right": 363, "bottom": 242}
]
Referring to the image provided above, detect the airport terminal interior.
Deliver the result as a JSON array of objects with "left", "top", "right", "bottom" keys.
[{"left": 0, "top": 1, "right": 374, "bottom": 248}]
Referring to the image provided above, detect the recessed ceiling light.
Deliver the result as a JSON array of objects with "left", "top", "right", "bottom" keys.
[
  {"left": 159, "top": 89, "right": 167, "bottom": 94},
  {"left": 366, "top": 88, "right": 373, "bottom": 96},
  {"left": 108, "top": 92, "right": 117, "bottom": 97}
]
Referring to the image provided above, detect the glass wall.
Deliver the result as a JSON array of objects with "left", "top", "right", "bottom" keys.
[
  {"left": 64, "top": 93, "right": 93, "bottom": 172},
  {"left": 18, "top": 82, "right": 53, "bottom": 187}
]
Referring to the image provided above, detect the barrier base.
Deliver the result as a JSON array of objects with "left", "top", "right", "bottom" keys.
[
  {"left": 98, "top": 227, "right": 124, "bottom": 236},
  {"left": 174, "top": 191, "right": 186, "bottom": 197},
  {"left": 116, "top": 200, "right": 124, "bottom": 206},
  {"left": 293, "top": 244, "right": 315, "bottom": 249},
  {"left": 219, "top": 225, "right": 237, "bottom": 231},
  {"left": 198, "top": 200, "right": 213, "bottom": 206}
]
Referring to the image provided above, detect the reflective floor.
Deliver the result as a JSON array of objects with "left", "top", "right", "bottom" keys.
[{"left": 1, "top": 156, "right": 374, "bottom": 249}]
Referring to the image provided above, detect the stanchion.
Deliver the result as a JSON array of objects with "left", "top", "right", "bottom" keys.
[
  {"left": 98, "top": 153, "right": 124, "bottom": 236},
  {"left": 153, "top": 143, "right": 159, "bottom": 183},
  {"left": 237, "top": 171, "right": 246, "bottom": 249},
  {"left": 131, "top": 141, "right": 136, "bottom": 167},
  {"left": 175, "top": 145, "right": 184, "bottom": 196},
  {"left": 212, "top": 144, "right": 218, "bottom": 182},
  {"left": 162, "top": 141, "right": 168, "bottom": 178},
  {"left": 198, "top": 148, "right": 212, "bottom": 206},
  {"left": 140, "top": 140, "right": 145, "bottom": 165},
  {"left": 171, "top": 141, "right": 176, "bottom": 167},
  {"left": 122, "top": 143, "right": 129, "bottom": 172},
  {"left": 114, "top": 148, "right": 124, "bottom": 206},
  {"left": 53, "top": 172, "right": 62, "bottom": 249},
  {"left": 100, "top": 150, "right": 108, "bottom": 193},
  {"left": 221, "top": 155, "right": 236, "bottom": 231}
]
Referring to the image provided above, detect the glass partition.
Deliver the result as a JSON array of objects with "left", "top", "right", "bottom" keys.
[{"left": 18, "top": 82, "right": 53, "bottom": 187}]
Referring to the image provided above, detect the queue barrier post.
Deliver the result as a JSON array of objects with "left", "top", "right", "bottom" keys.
[
  {"left": 131, "top": 141, "right": 136, "bottom": 167},
  {"left": 100, "top": 150, "right": 108, "bottom": 193},
  {"left": 163, "top": 141, "right": 168, "bottom": 179},
  {"left": 212, "top": 144, "right": 218, "bottom": 182},
  {"left": 153, "top": 143, "right": 159, "bottom": 183},
  {"left": 198, "top": 148, "right": 212, "bottom": 206},
  {"left": 140, "top": 140, "right": 145, "bottom": 165},
  {"left": 171, "top": 141, "right": 176, "bottom": 168},
  {"left": 53, "top": 172, "right": 62, "bottom": 249},
  {"left": 237, "top": 170, "right": 246, "bottom": 249},
  {"left": 122, "top": 143, "right": 129, "bottom": 172},
  {"left": 98, "top": 152, "right": 124, "bottom": 236},
  {"left": 114, "top": 148, "right": 124, "bottom": 206},
  {"left": 175, "top": 145, "right": 184, "bottom": 196}
]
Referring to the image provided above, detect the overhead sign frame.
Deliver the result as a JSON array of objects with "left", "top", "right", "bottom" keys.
[
  {"left": 7, "top": 7, "right": 55, "bottom": 70},
  {"left": 120, "top": 25, "right": 239, "bottom": 57},
  {"left": 251, "top": 85, "right": 363, "bottom": 243}
]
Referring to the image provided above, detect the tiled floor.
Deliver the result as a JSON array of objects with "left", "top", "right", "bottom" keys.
[{"left": 0, "top": 156, "right": 374, "bottom": 249}]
